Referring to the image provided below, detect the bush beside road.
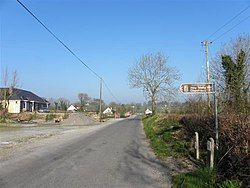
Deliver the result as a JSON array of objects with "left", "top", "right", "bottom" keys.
[{"left": 143, "top": 114, "right": 245, "bottom": 187}]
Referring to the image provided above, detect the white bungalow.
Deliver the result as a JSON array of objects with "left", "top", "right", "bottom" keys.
[
  {"left": 67, "top": 105, "right": 77, "bottom": 112},
  {"left": 0, "top": 88, "right": 49, "bottom": 113},
  {"left": 103, "top": 107, "right": 113, "bottom": 115},
  {"left": 145, "top": 108, "right": 153, "bottom": 115}
]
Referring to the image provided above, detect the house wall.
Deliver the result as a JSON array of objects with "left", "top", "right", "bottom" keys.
[
  {"left": 1, "top": 99, "right": 49, "bottom": 113},
  {"left": 8, "top": 100, "right": 21, "bottom": 113}
]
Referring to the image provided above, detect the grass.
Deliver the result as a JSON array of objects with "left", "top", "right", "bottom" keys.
[
  {"left": 173, "top": 168, "right": 241, "bottom": 188},
  {"left": 143, "top": 115, "right": 188, "bottom": 158},
  {"left": 143, "top": 115, "right": 168, "bottom": 158},
  {"left": 219, "top": 180, "right": 242, "bottom": 188},
  {"left": 143, "top": 114, "right": 242, "bottom": 188},
  {"left": 173, "top": 167, "right": 217, "bottom": 188}
]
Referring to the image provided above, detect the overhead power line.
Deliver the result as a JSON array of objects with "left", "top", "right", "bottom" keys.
[
  {"left": 16, "top": 0, "right": 120, "bottom": 104},
  {"left": 207, "top": 5, "right": 250, "bottom": 40},
  {"left": 16, "top": 0, "right": 101, "bottom": 80},
  {"left": 212, "top": 16, "right": 250, "bottom": 43},
  {"left": 103, "top": 80, "right": 120, "bottom": 103}
]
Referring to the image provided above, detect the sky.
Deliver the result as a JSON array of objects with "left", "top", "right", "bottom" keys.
[{"left": 0, "top": 0, "right": 249, "bottom": 104}]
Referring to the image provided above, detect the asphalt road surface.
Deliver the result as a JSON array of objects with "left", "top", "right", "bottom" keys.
[{"left": 0, "top": 116, "right": 171, "bottom": 188}]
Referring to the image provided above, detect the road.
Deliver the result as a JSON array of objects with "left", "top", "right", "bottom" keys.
[{"left": 0, "top": 116, "right": 171, "bottom": 188}]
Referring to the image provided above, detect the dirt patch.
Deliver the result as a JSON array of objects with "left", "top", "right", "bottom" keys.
[
  {"left": 61, "top": 113, "right": 95, "bottom": 126},
  {"left": 0, "top": 133, "right": 55, "bottom": 161},
  {"left": 0, "top": 118, "right": 122, "bottom": 163},
  {"left": 163, "top": 157, "right": 196, "bottom": 177}
]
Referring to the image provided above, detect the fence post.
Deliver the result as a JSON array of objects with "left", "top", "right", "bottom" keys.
[
  {"left": 207, "top": 137, "right": 215, "bottom": 168},
  {"left": 195, "top": 132, "right": 199, "bottom": 160}
]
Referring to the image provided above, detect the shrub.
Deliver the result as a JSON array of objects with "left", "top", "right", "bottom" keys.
[
  {"left": 180, "top": 112, "right": 249, "bottom": 186},
  {"left": 63, "top": 113, "right": 69, "bottom": 119},
  {"left": 0, "top": 116, "right": 6, "bottom": 123},
  {"left": 45, "top": 113, "right": 56, "bottom": 122}
]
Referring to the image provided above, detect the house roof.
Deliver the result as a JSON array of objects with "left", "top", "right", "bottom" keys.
[
  {"left": 67, "top": 105, "right": 76, "bottom": 111},
  {"left": 0, "top": 88, "right": 48, "bottom": 103},
  {"left": 103, "top": 107, "right": 113, "bottom": 114},
  {"left": 145, "top": 108, "right": 152, "bottom": 115}
]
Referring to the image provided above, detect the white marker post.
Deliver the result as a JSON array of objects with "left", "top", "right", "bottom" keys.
[
  {"left": 207, "top": 137, "right": 215, "bottom": 168},
  {"left": 195, "top": 132, "right": 199, "bottom": 160}
]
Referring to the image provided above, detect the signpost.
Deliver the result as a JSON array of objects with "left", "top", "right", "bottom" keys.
[
  {"left": 180, "top": 82, "right": 219, "bottom": 150},
  {"left": 180, "top": 83, "right": 213, "bottom": 93}
]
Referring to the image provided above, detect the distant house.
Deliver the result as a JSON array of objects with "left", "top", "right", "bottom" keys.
[
  {"left": 67, "top": 105, "right": 77, "bottom": 112},
  {"left": 145, "top": 108, "right": 153, "bottom": 116},
  {"left": 0, "top": 88, "right": 49, "bottom": 113},
  {"left": 103, "top": 107, "right": 113, "bottom": 115}
]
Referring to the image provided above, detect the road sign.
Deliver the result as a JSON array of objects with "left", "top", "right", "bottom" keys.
[
  {"left": 180, "top": 82, "right": 219, "bottom": 151},
  {"left": 180, "top": 83, "right": 213, "bottom": 93}
]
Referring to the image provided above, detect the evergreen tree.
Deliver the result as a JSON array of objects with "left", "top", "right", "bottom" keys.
[{"left": 221, "top": 49, "right": 248, "bottom": 112}]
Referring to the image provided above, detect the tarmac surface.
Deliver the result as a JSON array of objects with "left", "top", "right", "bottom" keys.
[{"left": 0, "top": 116, "right": 172, "bottom": 188}]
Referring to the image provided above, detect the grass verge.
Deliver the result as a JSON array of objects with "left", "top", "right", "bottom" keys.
[
  {"left": 173, "top": 168, "right": 241, "bottom": 188},
  {"left": 173, "top": 167, "right": 216, "bottom": 188},
  {"left": 143, "top": 114, "right": 242, "bottom": 188},
  {"left": 143, "top": 114, "right": 188, "bottom": 158}
]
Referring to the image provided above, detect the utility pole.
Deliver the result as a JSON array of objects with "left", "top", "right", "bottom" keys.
[
  {"left": 202, "top": 40, "right": 212, "bottom": 107},
  {"left": 99, "top": 78, "right": 103, "bottom": 122},
  {"left": 0, "top": 17, "right": 2, "bottom": 79},
  {"left": 213, "top": 83, "right": 219, "bottom": 150}
]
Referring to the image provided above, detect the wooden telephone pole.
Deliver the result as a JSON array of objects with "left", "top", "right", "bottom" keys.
[
  {"left": 202, "top": 40, "right": 212, "bottom": 107},
  {"left": 99, "top": 78, "right": 103, "bottom": 122}
]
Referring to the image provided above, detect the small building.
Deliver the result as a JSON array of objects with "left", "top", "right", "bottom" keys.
[
  {"left": 0, "top": 88, "right": 49, "bottom": 113},
  {"left": 145, "top": 108, "right": 153, "bottom": 116},
  {"left": 103, "top": 107, "right": 113, "bottom": 115},
  {"left": 67, "top": 105, "right": 77, "bottom": 112}
]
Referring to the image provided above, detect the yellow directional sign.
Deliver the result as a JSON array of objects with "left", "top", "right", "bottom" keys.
[{"left": 180, "top": 83, "right": 213, "bottom": 93}]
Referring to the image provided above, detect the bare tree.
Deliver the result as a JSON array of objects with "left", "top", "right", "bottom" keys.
[
  {"left": 11, "top": 70, "right": 19, "bottom": 88},
  {"left": 2, "top": 67, "right": 9, "bottom": 88},
  {"left": 58, "top": 98, "right": 70, "bottom": 111},
  {"left": 128, "top": 53, "right": 180, "bottom": 114},
  {"left": 1, "top": 68, "right": 19, "bottom": 109},
  {"left": 1, "top": 68, "right": 9, "bottom": 109},
  {"left": 78, "top": 93, "right": 91, "bottom": 108}
]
